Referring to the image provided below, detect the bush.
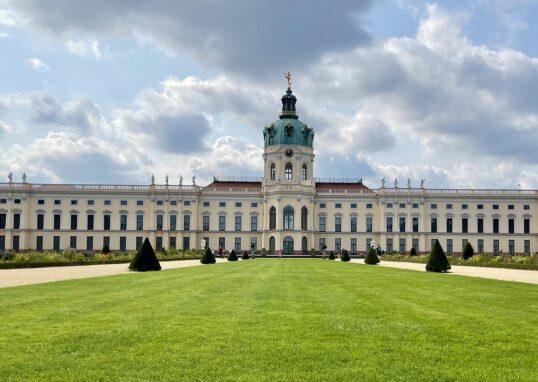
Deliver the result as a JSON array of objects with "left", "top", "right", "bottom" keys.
[
  {"left": 102, "top": 244, "right": 111, "bottom": 254},
  {"left": 129, "top": 238, "right": 161, "bottom": 271},
  {"left": 426, "top": 240, "right": 451, "bottom": 272},
  {"left": 228, "top": 250, "right": 238, "bottom": 261},
  {"left": 409, "top": 247, "right": 417, "bottom": 256},
  {"left": 341, "top": 249, "right": 350, "bottom": 262},
  {"left": 242, "top": 251, "right": 250, "bottom": 260},
  {"left": 200, "top": 246, "right": 216, "bottom": 264},
  {"left": 463, "top": 242, "right": 474, "bottom": 260},
  {"left": 364, "top": 247, "right": 380, "bottom": 265},
  {"left": 328, "top": 252, "right": 335, "bottom": 260}
]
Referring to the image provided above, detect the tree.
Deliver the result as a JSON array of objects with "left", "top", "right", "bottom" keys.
[
  {"left": 328, "top": 252, "right": 335, "bottom": 260},
  {"left": 426, "top": 240, "right": 451, "bottom": 272},
  {"left": 129, "top": 238, "right": 161, "bottom": 271},
  {"left": 409, "top": 247, "right": 417, "bottom": 256},
  {"left": 228, "top": 250, "right": 238, "bottom": 261},
  {"left": 462, "top": 242, "right": 474, "bottom": 260},
  {"left": 102, "top": 244, "right": 111, "bottom": 254},
  {"left": 242, "top": 251, "right": 250, "bottom": 260},
  {"left": 200, "top": 246, "right": 216, "bottom": 264},
  {"left": 364, "top": 247, "right": 380, "bottom": 265},
  {"left": 341, "top": 249, "right": 350, "bottom": 262}
]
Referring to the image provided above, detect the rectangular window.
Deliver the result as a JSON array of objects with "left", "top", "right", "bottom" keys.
[
  {"left": 524, "top": 240, "right": 530, "bottom": 254},
  {"left": 319, "top": 216, "right": 326, "bottom": 232},
  {"left": 251, "top": 202, "right": 258, "bottom": 208},
  {"left": 120, "top": 236, "right": 127, "bottom": 252},
  {"left": 235, "top": 215, "right": 242, "bottom": 231},
  {"left": 203, "top": 215, "right": 210, "bottom": 231},
  {"left": 0, "top": 235, "right": 5, "bottom": 250},
  {"left": 412, "top": 238, "right": 419, "bottom": 252},
  {"left": 136, "top": 214, "right": 144, "bottom": 231},
  {"left": 399, "top": 238, "right": 406, "bottom": 254},
  {"left": 386, "top": 203, "right": 393, "bottom": 208},
  {"left": 218, "top": 237, "right": 225, "bottom": 250},
  {"left": 87, "top": 200, "right": 94, "bottom": 206},
  {"left": 156, "top": 214, "right": 164, "bottom": 230},
  {"left": 477, "top": 239, "right": 484, "bottom": 253},
  {"left": 492, "top": 204, "right": 499, "bottom": 210},
  {"left": 157, "top": 200, "right": 164, "bottom": 206},
  {"left": 53, "top": 236, "right": 60, "bottom": 251},
  {"left": 351, "top": 203, "right": 357, "bottom": 208},
  {"left": 104, "top": 215, "right": 111, "bottom": 231},
  {"left": 155, "top": 237, "right": 162, "bottom": 251},
  {"left": 219, "top": 202, "right": 226, "bottom": 207},
  {"left": 366, "top": 238, "right": 372, "bottom": 251},
  {"left": 70, "top": 236, "right": 77, "bottom": 250},
  {"left": 12, "top": 235, "right": 19, "bottom": 252},
  {"left": 13, "top": 213, "right": 20, "bottom": 229},
  {"left": 431, "top": 218, "right": 437, "bottom": 233},
  {"left": 183, "top": 215, "right": 190, "bottom": 231},
  {"left": 120, "top": 214, "right": 127, "bottom": 231},
  {"left": 319, "top": 203, "right": 326, "bottom": 209},
  {"left": 386, "top": 217, "right": 393, "bottom": 232},
  {"left": 13, "top": 198, "right": 21, "bottom": 204},
  {"left": 182, "top": 237, "right": 190, "bottom": 250},
  {"left": 103, "top": 236, "right": 110, "bottom": 250},
  {"left": 136, "top": 236, "right": 143, "bottom": 250},
  {"left": 137, "top": 200, "right": 144, "bottom": 206},
  {"left": 250, "top": 237, "right": 257, "bottom": 252},
  {"left": 0, "top": 213, "right": 5, "bottom": 229},
  {"left": 219, "top": 215, "right": 226, "bottom": 231},
  {"left": 413, "top": 217, "right": 419, "bottom": 233},
  {"left": 335, "top": 217, "right": 342, "bottom": 232},
  {"left": 0, "top": 199, "right": 5, "bottom": 204},
  {"left": 508, "top": 219, "right": 514, "bottom": 234},
  {"left": 493, "top": 218, "right": 499, "bottom": 234},
  {"left": 335, "top": 203, "right": 342, "bottom": 209},
  {"left": 524, "top": 219, "right": 530, "bottom": 234},
  {"left": 319, "top": 238, "right": 326, "bottom": 251},
  {"left": 351, "top": 238, "right": 357, "bottom": 254},
  {"left": 203, "top": 201, "right": 210, "bottom": 207},
  {"left": 234, "top": 237, "right": 241, "bottom": 252},
  {"left": 412, "top": 203, "right": 419, "bottom": 208},
  {"left": 87, "top": 214, "right": 94, "bottom": 230},
  {"left": 508, "top": 204, "right": 514, "bottom": 210},
  {"left": 462, "top": 204, "right": 468, "bottom": 209},
  {"left": 399, "top": 217, "right": 406, "bottom": 233},
  {"left": 70, "top": 214, "right": 77, "bottom": 230},
  {"left": 350, "top": 217, "right": 357, "bottom": 232},
  {"left": 477, "top": 204, "right": 483, "bottom": 209},
  {"left": 169, "top": 237, "right": 176, "bottom": 250},
  {"left": 399, "top": 203, "right": 406, "bottom": 208},
  {"left": 462, "top": 218, "right": 468, "bottom": 233},
  {"left": 121, "top": 200, "right": 128, "bottom": 206},
  {"left": 183, "top": 200, "right": 191, "bottom": 206},
  {"left": 37, "top": 214, "right": 44, "bottom": 230},
  {"left": 462, "top": 239, "right": 468, "bottom": 252},
  {"left": 366, "top": 217, "right": 373, "bottom": 233},
  {"left": 508, "top": 240, "right": 515, "bottom": 255},
  {"left": 170, "top": 200, "right": 177, "bottom": 206},
  {"left": 54, "top": 199, "right": 61, "bottom": 205},
  {"left": 366, "top": 203, "right": 373, "bottom": 209},
  {"left": 523, "top": 204, "right": 530, "bottom": 210},
  {"left": 235, "top": 202, "right": 242, "bottom": 207},
  {"left": 251, "top": 215, "right": 258, "bottom": 231},
  {"left": 104, "top": 200, "right": 111, "bottom": 206},
  {"left": 71, "top": 200, "right": 78, "bottom": 205},
  {"left": 87, "top": 236, "right": 93, "bottom": 251},
  {"left": 431, "top": 204, "right": 437, "bottom": 209},
  {"left": 54, "top": 214, "right": 61, "bottom": 230},
  {"left": 386, "top": 238, "right": 393, "bottom": 254},
  {"left": 493, "top": 239, "right": 499, "bottom": 255},
  {"left": 169, "top": 215, "right": 177, "bottom": 231},
  {"left": 446, "top": 204, "right": 452, "bottom": 209},
  {"left": 38, "top": 199, "right": 45, "bottom": 205},
  {"left": 446, "top": 218, "right": 453, "bottom": 233},
  {"left": 477, "top": 218, "right": 484, "bottom": 233},
  {"left": 446, "top": 239, "right": 453, "bottom": 255},
  {"left": 36, "top": 236, "right": 43, "bottom": 251},
  {"left": 335, "top": 238, "right": 341, "bottom": 251}
]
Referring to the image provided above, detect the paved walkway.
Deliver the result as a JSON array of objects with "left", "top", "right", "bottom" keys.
[
  {"left": 351, "top": 259, "right": 538, "bottom": 284},
  {"left": 0, "top": 259, "right": 226, "bottom": 289}
]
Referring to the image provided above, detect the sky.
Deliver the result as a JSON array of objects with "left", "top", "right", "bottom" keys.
[{"left": 0, "top": 0, "right": 537, "bottom": 189}]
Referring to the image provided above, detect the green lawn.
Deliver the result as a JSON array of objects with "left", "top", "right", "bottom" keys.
[{"left": 1, "top": 260, "right": 536, "bottom": 381}]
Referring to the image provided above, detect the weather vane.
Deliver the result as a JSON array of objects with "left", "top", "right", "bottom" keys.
[{"left": 285, "top": 71, "right": 292, "bottom": 89}]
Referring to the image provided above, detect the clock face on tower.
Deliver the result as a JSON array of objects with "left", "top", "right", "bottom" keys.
[{"left": 284, "top": 148, "right": 294, "bottom": 158}]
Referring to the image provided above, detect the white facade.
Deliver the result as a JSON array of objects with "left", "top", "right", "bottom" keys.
[{"left": 0, "top": 87, "right": 536, "bottom": 255}]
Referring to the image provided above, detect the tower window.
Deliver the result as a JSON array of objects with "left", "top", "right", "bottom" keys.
[
  {"left": 285, "top": 163, "right": 293, "bottom": 180},
  {"left": 283, "top": 206, "right": 294, "bottom": 230},
  {"left": 301, "top": 164, "right": 307, "bottom": 180},
  {"left": 270, "top": 163, "right": 276, "bottom": 180},
  {"left": 269, "top": 207, "right": 276, "bottom": 230}
]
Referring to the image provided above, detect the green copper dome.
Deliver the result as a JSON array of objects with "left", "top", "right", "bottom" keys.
[{"left": 263, "top": 87, "right": 314, "bottom": 148}]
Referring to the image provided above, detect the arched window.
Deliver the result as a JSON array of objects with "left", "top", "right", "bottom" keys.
[
  {"left": 301, "top": 207, "right": 307, "bottom": 230},
  {"left": 269, "top": 236, "right": 275, "bottom": 253},
  {"left": 269, "top": 207, "right": 276, "bottom": 230},
  {"left": 283, "top": 206, "right": 294, "bottom": 230},
  {"left": 270, "top": 163, "right": 276, "bottom": 180},
  {"left": 302, "top": 236, "right": 308, "bottom": 254},
  {"left": 285, "top": 163, "right": 293, "bottom": 180},
  {"left": 301, "top": 164, "right": 307, "bottom": 180},
  {"left": 283, "top": 236, "right": 294, "bottom": 254}
]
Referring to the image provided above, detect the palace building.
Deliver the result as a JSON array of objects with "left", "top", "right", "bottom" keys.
[{"left": 0, "top": 83, "right": 536, "bottom": 255}]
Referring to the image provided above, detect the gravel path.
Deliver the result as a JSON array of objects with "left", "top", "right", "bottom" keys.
[
  {"left": 351, "top": 259, "right": 538, "bottom": 284},
  {"left": 0, "top": 259, "right": 226, "bottom": 289}
]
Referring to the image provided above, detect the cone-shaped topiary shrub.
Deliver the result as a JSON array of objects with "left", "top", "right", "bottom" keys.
[
  {"left": 341, "top": 249, "right": 350, "bottom": 262},
  {"left": 228, "top": 250, "right": 238, "bottom": 261},
  {"left": 364, "top": 247, "right": 380, "bottom": 264},
  {"left": 129, "top": 238, "right": 161, "bottom": 271},
  {"left": 462, "top": 242, "right": 474, "bottom": 260},
  {"left": 409, "top": 247, "right": 417, "bottom": 256},
  {"left": 200, "top": 246, "right": 216, "bottom": 264},
  {"left": 242, "top": 251, "right": 250, "bottom": 260},
  {"left": 426, "top": 240, "right": 451, "bottom": 272},
  {"left": 328, "top": 252, "right": 335, "bottom": 260},
  {"left": 102, "top": 244, "right": 111, "bottom": 254}
]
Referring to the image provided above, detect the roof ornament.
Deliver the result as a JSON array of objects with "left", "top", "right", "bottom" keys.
[
  {"left": 165, "top": 175, "right": 169, "bottom": 185},
  {"left": 22, "top": 172, "right": 27, "bottom": 183},
  {"left": 151, "top": 174, "right": 155, "bottom": 185},
  {"left": 420, "top": 178, "right": 425, "bottom": 188},
  {"left": 192, "top": 176, "right": 196, "bottom": 186},
  {"left": 8, "top": 172, "right": 13, "bottom": 182},
  {"left": 394, "top": 178, "right": 398, "bottom": 188},
  {"left": 285, "top": 71, "right": 292, "bottom": 89},
  {"left": 407, "top": 178, "right": 411, "bottom": 188},
  {"left": 179, "top": 174, "right": 183, "bottom": 185},
  {"left": 380, "top": 177, "right": 385, "bottom": 188}
]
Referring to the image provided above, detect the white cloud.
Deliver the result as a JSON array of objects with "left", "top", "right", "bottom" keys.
[
  {"left": 0, "top": 31, "right": 9, "bottom": 38},
  {"left": 25, "top": 58, "right": 50, "bottom": 72},
  {"left": 66, "top": 38, "right": 102, "bottom": 58}
]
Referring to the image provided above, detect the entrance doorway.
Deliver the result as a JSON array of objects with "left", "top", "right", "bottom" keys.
[{"left": 283, "top": 236, "right": 294, "bottom": 254}]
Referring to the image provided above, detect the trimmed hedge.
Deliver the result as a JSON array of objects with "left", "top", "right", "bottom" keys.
[
  {"left": 242, "top": 251, "right": 250, "bottom": 260},
  {"left": 129, "top": 238, "right": 161, "bottom": 271},
  {"left": 426, "top": 240, "right": 451, "bottom": 273},
  {"left": 228, "top": 250, "right": 238, "bottom": 261},
  {"left": 328, "top": 252, "right": 335, "bottom": 260},
  {"left": 200, "top": 247, "right": 216, "bottom": 264},
  {"left": 463, "top": 242, "right": 474, "bottom": 261},
  {"left": 341, "top": 250, "right": 350, "bottom": 262},
  {"left": 364, "top": 247, "right": 380, "bottom": 265}
]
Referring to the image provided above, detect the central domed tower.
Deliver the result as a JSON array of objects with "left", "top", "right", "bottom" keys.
[{"left": 261, "top": 78, "right": 316, "bottom": 254}]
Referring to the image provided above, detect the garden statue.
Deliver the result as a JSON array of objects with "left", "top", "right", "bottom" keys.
[
  {"left": 394, "top": 178, "right": 398, "bottom": 188},
  {"left": 151, "top": 174, "right": 155, "bottom": 185},
  {"left": 380, "top": 177, "right": 385, "bottom": 188},
  {"left": 420, "top": 178, "right": 425, "bottom": 188},
  {"left": 407, "top": 178, "right": 411, "bottom": 188},
  {"left": 8, "top": 172, "right": 13, "bottom": 182}
]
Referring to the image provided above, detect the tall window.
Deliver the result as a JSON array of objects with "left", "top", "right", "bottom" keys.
[
  {"left": 54, "top": 214, "right": 61, "bottom": 230},
  {"left": 37, "top": 214, "right": 44, "bottom": 230},
  {"left": 120, "top": 214, "right": 127, "bottom": 231},
  {"left": 301, "top": 164, "right": 307, "bottom": 180},
  {"left": 399, "top": 217, "right": 406, "bottom": 232},
  {"left": 270, "top": 163, "right": 276, "bottom": 180},
  {"left": 301, "top": 207, "right": 307, "bottom": 230},
  {"left": 301, "top": 236, "right": 307, "bottom": 254},
  {"left": 170, "top": 215, "right": 177, "bottom": 230},
  {"left": 366, "top": 217, "right": 373, "bottom": 233},
  {"left": 412, "top": 217, "right": 419, "bottom": 233},
  {"left": 269, "top": 236, "right": 275, "bottom": 253},
  {"left": 284, "top": 163, "right": 293, "bottom": 180},
  {"left": 137, "top": 214, "right": 144, "bottom": 231},
  {"left": 477, "top": 218, "right": 483, "bottom": 233},
  {"left": 524, "top": 219, "right": 530, "bottom": 234},
  {"left": 219, "top": 215, "right": 226, "bottom": 231},
  {"left": 462, "top": 218, "right": 468, "bottom": 233},
  {"left": 283, "top": 206, "right": 294, "bottom": 230},
  {"left": 493, "top": 218, "right": 499, "bottom": 233},
  {"left": 335, "top": 217, "right": 342, "bottom": 233},
  {"left": 446, "top": 218, "right": 452, "bottom": 233},
  {"left": 87, "top": 214, "right": 94, "bottom": 231},
  {"left": 350, "top": 217, "right": 357, "bottom": 232},
  {"left": 386, "top": 216, "right": 393, "bottom": 232},
  {"left": 269, "top": 207, "right": 276, "bottom": 230},
  {"left": 156, "top": 214, "right": 164, "bottom": 230},
  {"left": 103, "top": 215, "right": 110, "bottom": 231},
  {"left": 431, "top": 218, "right": 437, "bottom": 233},
  {"left": 202, "top": 215, "right": 210, "bottom": 231},
  {"left": 250, "top": 215, "right": 258, "bottom": 231},
  {"left": 508, "top": 218, "right": 514, "bottom": 234},
  {"left": 183, "top": 215, "right": 190, "bottom": 231},
  {"left": 319, "top": 216, "right": 326, "bottom": 232},
  {"left": 235, "top": 216, "right": 242, "bottom": 231},
  {"left": 70, "top": 214, "right": 77, "bottom": 230},
  {"left": 0, "top": 213, "right": 5, "bottom": 229},
  {"left": 283, "top": 236, "right": 294, "bottom": 254}
]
